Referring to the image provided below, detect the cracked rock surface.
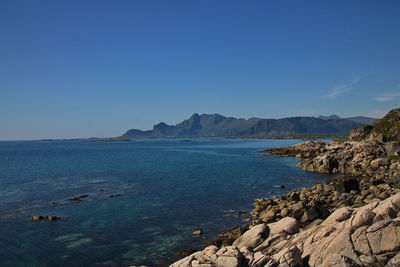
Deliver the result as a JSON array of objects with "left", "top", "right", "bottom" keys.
[{"left": 170, "top": 193, "right": 400, "bottom": 267}]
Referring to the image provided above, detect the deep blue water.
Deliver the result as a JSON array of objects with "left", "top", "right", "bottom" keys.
[{"left": 0, "top": 138, "right": 330, "bottom": 266}]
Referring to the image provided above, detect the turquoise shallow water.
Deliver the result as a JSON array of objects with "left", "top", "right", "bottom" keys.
[{"left": 0, "top": 138, "right": 330, "bottom": 266}]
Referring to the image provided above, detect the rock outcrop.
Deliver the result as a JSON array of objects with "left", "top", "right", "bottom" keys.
[
  {"left": 250, "top": 173, "right": 400, "bottom": 226},
  {"left": 349, "top": 108, "right": 400, "bottom": 143},
  {"left": 349, "top": 125, "right": 374, "bottom": 141},
  {"left": 252, "top": 137, "right": 400, "bottom": 225},
  {"left": 262, "top": 140, "right": 394, "bottom": 176},
  {"left": 170, "top": 194, "right": 400, "bottom": 267}
]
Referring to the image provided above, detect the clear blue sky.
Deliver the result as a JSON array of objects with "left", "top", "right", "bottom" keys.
[{"left": 1, "top": 0, "right": 400, "bottom": 140}]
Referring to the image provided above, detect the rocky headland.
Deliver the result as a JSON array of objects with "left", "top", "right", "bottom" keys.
[{"left": 169, "top": 108, "right": 400, "bottom": 267}]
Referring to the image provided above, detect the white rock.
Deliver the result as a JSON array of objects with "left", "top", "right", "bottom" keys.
[
  {"left": 232, "top": 224, "right": 268, "bottom": 249},
  {"left": 268, "top": 217, "right": 299, "bottom": 236}
]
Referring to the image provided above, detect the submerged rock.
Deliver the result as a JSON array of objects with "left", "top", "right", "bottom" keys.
[
  {"left": 193, "top": 229, "right": 203, "bottom": 236},
  {"left": 31, "top": 215, "right": 61, "bottom": 221},
  {"left": 31, "top": 215, "right": 44, "bottom": 221},
  {"left": 109, "top": 194, "right": 122, "bottom": 198},
  {"left": 47, "top": 215, "right": 61, "bottom": 221},
  {"left": 177, "top": 249, "right": 198, "bottom": 257},
  {"left": 68, "top": 194, "right": 89, "bottom": 201}
]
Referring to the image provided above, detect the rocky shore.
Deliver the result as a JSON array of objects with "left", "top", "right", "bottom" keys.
[
  {"left": 171, "top": 193, "right": 400, "bottom": 266},
  {"left": 169, "top": 108, "right": 400, "bottom": 267}
]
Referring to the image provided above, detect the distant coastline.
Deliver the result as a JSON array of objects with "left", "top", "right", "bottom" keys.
[
  {"left": 0, "top": 134, "right": 347, "bottom": 143},
  {"left": 121, "top": 113, "right": 376, "bottom": 139},
  {"left": 2, "top": 113, "right": 376, "bottom": 142}
]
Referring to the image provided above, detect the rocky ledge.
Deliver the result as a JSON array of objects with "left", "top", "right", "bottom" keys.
[
  {"left": 261, "top": 140, "right": 399, "bottom": 177},
  {"left": 171, "top": 193, "right": 400, "bottom": 267},
  {"left": 248, "top": 139, "right": 400, "bottom": 223}
]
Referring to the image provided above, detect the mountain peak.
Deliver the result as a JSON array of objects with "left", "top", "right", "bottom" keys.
[
  {"left": 190, "top": 113, "right": 200, "bottom": 119},
  {"left": 121, "top": 112, "right": 365, "bottom": 138},
  {"left": 318, "top": 114, "right": 341, "bottom": 120},
  {"left": 153, "top": 122, "right": 169, "bottom": 130}
]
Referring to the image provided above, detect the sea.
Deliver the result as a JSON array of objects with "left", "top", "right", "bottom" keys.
[{"left": 0, "top": 138, "right": 331, "bottom": 266}]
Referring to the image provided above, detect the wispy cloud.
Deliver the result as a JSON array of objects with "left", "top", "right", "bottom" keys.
[
  {"left": 322, "top": 77, "right": 360, "bottom": 99},
  {"left": 373, "top": 92, "right": 400, "bottom": 102}
]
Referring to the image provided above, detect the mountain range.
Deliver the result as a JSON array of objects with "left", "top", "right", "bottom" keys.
[
  {"left": 120, "top": 113, "right": 377, "bottom": 138},
  {"left": 317, "top": 115, "right": 376, "bottom": 125}
]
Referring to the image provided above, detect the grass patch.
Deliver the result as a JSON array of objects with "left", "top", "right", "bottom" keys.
[{"left": 388, "top": 155, "right": 400, "bottom": 161}]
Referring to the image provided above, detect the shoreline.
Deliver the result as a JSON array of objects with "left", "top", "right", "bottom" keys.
[
  {"left": 169, "top": 138, "right": 400, "bottom": 266},
  {"left": 165, "top": 142, "right": 333, "bottom": 265},
  {"left": 166, "top": 141, "right": 334, "bottom": 261}
]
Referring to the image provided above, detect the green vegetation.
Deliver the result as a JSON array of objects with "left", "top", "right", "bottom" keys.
[
  {"left": 371, "top": 108, "right": 400, "bottom": 142},
  {"left": 388, "top": 155, "right": 400, "bottom": 161},
  {"left": 333, "top": 139, "right": 347, "bottom": 143},
  {"left": 349, "top": 108, "right": 400, "bottom": 142}
]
